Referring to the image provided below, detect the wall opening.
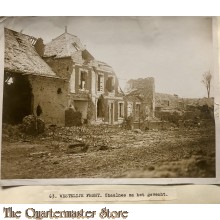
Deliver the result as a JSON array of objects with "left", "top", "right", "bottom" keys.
[
  {"left": 106, "top": 76, "right": 114, "bottom": 92},
  {"left": 74, "top": 100, "right": 88, "bottom": 121},
  {"left": 108, "top": 102, "right": 114, "bottom": 125},
  {"left": 57, "top": 88, "right": 62, "bottom": 94},
  {"left": 97, "top": 74, "right": 104, "bottom": 92},
  {"left": 135, "top": 103, "right": 141, "bottom": 120},
  {"left": 80, "top": 71, "right": 87, "bottom": 89},
  {"left": 97, "top": 98, "right": 104, "bottom": 118},
  {"left": 36, "top": 104, "right": 42, "bottom": 116},
  {"left": 118, "top": 102, "right": 124, "bottom": 118},
  {"left": 3, "top": 73, "right": 33, "bottom": 124},
  {"left": 127, "top": 102, "right": 133, "bottom": 117}
]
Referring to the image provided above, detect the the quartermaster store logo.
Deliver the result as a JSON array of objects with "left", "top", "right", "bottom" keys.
[{"left": 3, "top": 207, "right": 129, "bottom": 219}]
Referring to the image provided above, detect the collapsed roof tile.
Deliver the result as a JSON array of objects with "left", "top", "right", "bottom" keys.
[{"left": 4, "top": 28, "right": 56, "bottom": 77}]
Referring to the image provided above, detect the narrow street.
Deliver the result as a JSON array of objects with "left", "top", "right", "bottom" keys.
[{"left": 1, "top": 124, "right": 215, "bottom": 179}]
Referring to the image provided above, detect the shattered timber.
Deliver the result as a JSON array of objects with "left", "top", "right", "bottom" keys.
[{"left": 1, "top": 26, "right": 215, "bottom": 179}]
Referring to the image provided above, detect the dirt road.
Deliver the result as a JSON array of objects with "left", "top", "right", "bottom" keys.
[{"left": 1, "top": 124, "right": 215, "bottom": 179}]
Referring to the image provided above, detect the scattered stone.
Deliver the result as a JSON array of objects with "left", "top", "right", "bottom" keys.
[
  {"left": 2, "top": 121, "right": 215, "bottom": 179},
  {"left": 209, "top": 152, "right": 215, "bottom": 157},
  {"left": 67, "top": 142, "right": 89, "bottom": 154},
  {"left": 2, "top": 134, "right": 9, "bottom": 140},
  {"left": 195, "top": 149, "right": 204, "bottom": 155},
  {"left": 133, "top": 129, "right": 142, "bottom": 133},
  {"left": 51, "top": 141, "right": 60, "bottom": 147},
  {"left": 148, "top": 165, "right": 155, "bottom": 171},
  {"left": 68, "top": 142, "right": 86, "bottom": 148},
  {"left": 99, "top": 145, "right": 108, "bottom": 151},
  {"left": 195, "top": 159, "right": 207, "bottom": 169},
  {"left": 29, "top": 152, "right": 49, "bottom": 158}
]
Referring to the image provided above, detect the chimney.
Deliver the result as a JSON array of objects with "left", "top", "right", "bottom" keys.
[{"left": 65, "top": 26, "right": 67, "bottom": 33}]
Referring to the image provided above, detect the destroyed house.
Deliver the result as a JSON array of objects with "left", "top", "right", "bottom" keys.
[
  {"left": 43, "top": 28, "right": 124, "bottom": 125},
  {"left": 4, "top": 28, "right": 68, "bottom": 125},
  {"left": 124, "top": 78, "right": 155, "bottom": 122},
  {"left": 4, "top": 27, "right": 155, "bottom": 127}
]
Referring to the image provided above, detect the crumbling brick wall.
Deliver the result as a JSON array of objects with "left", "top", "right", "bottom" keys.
[
  {"left": 155, "top": 93, "right": 183, "bottom": 110},
  {"left": 28, "top": 75, "right": 68, "bottom": 125},
  {"left": 126, "top": 77, "right": 155, "bottom": 117}
]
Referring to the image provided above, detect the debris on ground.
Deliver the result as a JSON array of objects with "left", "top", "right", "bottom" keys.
[{"left": 1, "top": 121, "right": 215, "bottom": 179}]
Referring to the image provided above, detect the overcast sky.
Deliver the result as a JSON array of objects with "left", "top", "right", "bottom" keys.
[{"left": 4, "top": 16, "right": 214, "bottom": 98}]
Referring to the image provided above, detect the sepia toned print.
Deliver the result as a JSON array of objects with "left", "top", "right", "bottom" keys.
[{"left": 0, "top": 17, "right": 217, "bottom": 182}]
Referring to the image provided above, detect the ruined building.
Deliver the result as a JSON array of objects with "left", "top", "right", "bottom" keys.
[
  {"left": 43, "top": 28, "right": 124, "bottom": 125},
  {"left": 4, "top": 28, "right": 126, "bottom": 126},
  {"left": 4, "top": 28, "right": 68, "bottom": 125},
  {"left": 4, "top": 27, "right": 157, "bottom": 126},
  {"left": 155, "top": 92, "right": 214, "bottom": 123},
  {"left": 124, "top": 78, "right": 155, "bottom": 122},
  {"left": 155, "top": 93, "right": 184, "bottom": 112}
]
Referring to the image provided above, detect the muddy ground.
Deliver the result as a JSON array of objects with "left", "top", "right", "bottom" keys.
[{"left": 1, "top": 123, "right": 215, "bottom": 179}]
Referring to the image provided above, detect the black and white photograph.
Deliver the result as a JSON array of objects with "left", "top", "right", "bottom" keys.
[{"left": 0, "top": 16, "right": 218, "bottom": 184}]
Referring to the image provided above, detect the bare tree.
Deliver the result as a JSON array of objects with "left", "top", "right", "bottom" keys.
[{"left": 202, "top": 70, "right": 212, "bottom": 98}]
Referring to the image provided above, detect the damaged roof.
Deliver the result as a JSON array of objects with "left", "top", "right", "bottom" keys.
[
  {"left": 90, "top": 60, "right": 115, "bottom": 73},
  {"left": 96, "top": 61, "right": 115, "bottom": 73},
  {"left": 125, "top": 89, "right": 145, "bottom": 100},
  {"left": 44, "top": 31, "right": 115, "bottom": 73},
  {"left": 44, "top": 32, "right": 85, "bottom": 59},
  {"left": 4, "top": 28, "right": 56, "bottom": 76}
]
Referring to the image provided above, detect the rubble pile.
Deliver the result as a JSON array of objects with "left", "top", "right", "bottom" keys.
[
  {"left": 123, "top": 154, "right": 215, "bottom": 178},
  {"left": 43, "top": 125, "right": 123, "bottom": 153},
  {"left": 21, "top": 115, "right": 45, "bottom": 135},
  {"left": 2, "top": 123, "right": 23, "bottom": 141},
  {"left": 65, "top": 107, "right": 82, "bottom": 127},
  {"left": 1, "top": 122, "right": 215, "bottom": 179}
]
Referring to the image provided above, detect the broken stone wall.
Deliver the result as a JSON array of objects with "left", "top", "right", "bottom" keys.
[
  {"left": 124, "top": 96, "right": 140, "bottom": 119},
  {"left": 183, "top": 97, "right": 214, "bottom": 108},
  {"left": 126, "top": 77, "right": 155, "bottom": 117},
  {"left": 155, "top": 94, "right": 214, "bottom": 111},
  {"left": 155, "top": 93, "right": 183, "bottom": 110},
  {"left": 155, "top": 94, "right": 214, "bottom": 121},
  {"left": 28, "top": 75, "right": 68, "bottom": 125}
]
